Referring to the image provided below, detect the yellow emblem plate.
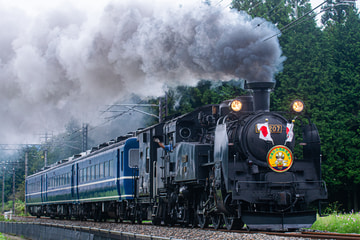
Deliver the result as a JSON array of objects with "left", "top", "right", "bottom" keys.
[{"left": 267, "top": 145, "right": 293, "bottom": 172}]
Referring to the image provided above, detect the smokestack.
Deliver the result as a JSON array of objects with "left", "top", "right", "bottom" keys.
[{"left": 245, "top": 81, "right": 275, "bottom": 112}]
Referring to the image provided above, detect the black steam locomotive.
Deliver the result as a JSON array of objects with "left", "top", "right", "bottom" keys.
[{"left": 26, "top": 81, "right": 327, "bottom": 231}]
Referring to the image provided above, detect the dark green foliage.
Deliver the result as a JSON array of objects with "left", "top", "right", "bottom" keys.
[
  {"left": 234, "top": 0, "right": 360, "bottom": 211},
  {"left": 165, "top": 80, "right": 245, "bottom": 115},
  {"left": 319, "top": 10, "right": 360, "bottom": 206}
]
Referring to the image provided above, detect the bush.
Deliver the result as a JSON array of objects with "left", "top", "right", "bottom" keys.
[{"left": 312, "top": 212, "right": 360, "bottom": 233}]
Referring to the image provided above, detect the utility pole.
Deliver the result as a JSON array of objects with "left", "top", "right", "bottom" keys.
[
  {"left": 39, "top": 132, "right": 53, "bottom": 168},
  {"left": 44, "top": 149, "right": 48, "bottom": 168},
  {"left": 12, "top": 167, "right": 15, "bottom": 215},
  {"left": 0, "top": 161, "right": 20, "bottom": 214},
  {"left": 159, "top": 98, "right": 163, "bottom": 122},
  {"left": 82, "top": 123, "right": 88, "bottom": 152},
  {"left": 2, "top": 168, "right": 5, "bottom": 213},
  {"left": 24, "top": 152, "right": 28, "bottom": 215},
  {"left": 159, "top": 95, "right": 168, "bottom": 123}
]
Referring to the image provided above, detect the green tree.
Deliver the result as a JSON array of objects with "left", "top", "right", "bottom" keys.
[
  {"left": 320, "top": 9, "right": 360, "bottom": 211},
  {"left": 232, "top": 0, "right": 360, "bottom": 211},
  {"left": 321, "top": 0, "right": 358, "bottom": 25},
  {"left": 163, "top": 80, "right": 245, "bottom": 116}
]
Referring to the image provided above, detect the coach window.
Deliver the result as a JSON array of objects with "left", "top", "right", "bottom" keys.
[
  {"left": 146, "top": 147, "right": 150, "bottom": 173},
  {"left": 81, "top": 169, "right": 84, "bottom": 183},
  {"left": 86, "top": 167, "right": 90, "bottom": 181},
  {"left": 89, "top": 166, "right": 93, "bottom": 180},
  {"left": 95, "top": 164, "right": 99, "bottom": 179},
  {"left": 109, "top": 160, "right": 113, "bottom": 177},
  {"left": 129, "top": 149, "right": 139, "bottom": 168},
  {"left": 120, "top": 151, "right": 123, "bottom": 171},
  {"left": 93, "top": 165, "right": 96, "bottom": 180},
  {"left": 105, "top": 161, "right": 109, "bottom": 177},
  {"left": 100, "top": 163, "right": 104, "bottom": 179}
]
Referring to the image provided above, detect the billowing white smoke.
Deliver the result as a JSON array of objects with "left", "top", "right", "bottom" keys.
[{"left": 0, "top": 0, "right": 284, "bottom": 144}]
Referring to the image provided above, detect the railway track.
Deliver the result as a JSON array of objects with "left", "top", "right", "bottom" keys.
[
  {"left": 12, "top": 216, "right": 360, "bottom": 240},
  {"left": 264, "top": 231, "right": 360, "bottom": 240}
]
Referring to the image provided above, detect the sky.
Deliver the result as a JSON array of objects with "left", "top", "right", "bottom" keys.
[{"left": 0, "top": 0, "right": 357, "bottom": 146}]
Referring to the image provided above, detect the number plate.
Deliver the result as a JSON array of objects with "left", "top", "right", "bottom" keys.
[{"left": 256, "top": 124, "right": 282, "bottom": 133}]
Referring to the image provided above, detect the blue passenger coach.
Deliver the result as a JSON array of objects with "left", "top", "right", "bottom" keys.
[
  {"left": 25, "top": 137, "right": 139, "bottom": 222},
  {"left": 25, "top": 174, "right": 43, "bottom": 217}
]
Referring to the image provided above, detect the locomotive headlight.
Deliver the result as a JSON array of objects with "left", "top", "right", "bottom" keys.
[
  {"left": 230, "top": 100, "right": 242, "bottom": 112},
  {"left": 291, "top": 100, "right": 304, "bottom": 113}
]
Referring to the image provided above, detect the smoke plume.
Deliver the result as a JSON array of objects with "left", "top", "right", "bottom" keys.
[{"left": 0, "top": 0, "right": 284, "bottom": 144}]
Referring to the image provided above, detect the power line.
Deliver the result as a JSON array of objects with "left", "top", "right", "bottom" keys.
[
  {"left": 263, "top": 0, "right": 355, "bottom": 41},
  {"left": 0, "top": 144, "right": 41, "bottom": 151},
  {"left": 263, "top": 0, "right": 328, "bottom": 41}
]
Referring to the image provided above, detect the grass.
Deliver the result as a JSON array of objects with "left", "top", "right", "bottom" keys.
[
  {"left": 0, "top": 233, "right": 10, "bottom": 240},
  {"left": 311, "top": 212, "right": 360, "bottom": 234}
]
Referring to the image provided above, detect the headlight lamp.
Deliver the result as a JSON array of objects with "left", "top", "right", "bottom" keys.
[
  {"left": 291, "top": 100, "right": 304, "bottom": 113},
  {"left": 230, "top": 99, "right": 242, "bottom": 112}
]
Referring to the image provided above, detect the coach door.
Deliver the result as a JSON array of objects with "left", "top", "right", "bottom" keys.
[
  {"left": 117, "top": 149, "right": 121, "bottom": 198},
  {"left": 41, "top": 174, "right": 47, "bottom": 204},
  {"left": 71, "top": 164, "right": 79, "bottom": 201}
]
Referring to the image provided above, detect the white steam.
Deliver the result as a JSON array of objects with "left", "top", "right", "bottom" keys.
[{"left": 0, "top": 0, "right": 284, "bottom": 144}]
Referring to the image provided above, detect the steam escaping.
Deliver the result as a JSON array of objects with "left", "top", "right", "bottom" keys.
[{"left": 0, "top": 0, "right": 285, "bottom": 144}]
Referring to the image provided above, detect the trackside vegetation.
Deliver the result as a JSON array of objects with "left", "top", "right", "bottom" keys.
[{"left": 312, "top": 213, "right": 360, "bottom": 234}]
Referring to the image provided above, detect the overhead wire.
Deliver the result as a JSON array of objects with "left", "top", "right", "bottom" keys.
[{"left": 263, "top": 0, "right": 328, "bottom": 41}]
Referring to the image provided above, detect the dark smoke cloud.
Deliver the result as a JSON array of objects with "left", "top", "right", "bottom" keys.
[{"left": 0, "top": 0, "right": 284, "bottom": 144}]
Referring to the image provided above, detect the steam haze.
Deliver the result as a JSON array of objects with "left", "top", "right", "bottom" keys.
[{"left": 0, "top": 0, "right": 285, "bottom": 144}]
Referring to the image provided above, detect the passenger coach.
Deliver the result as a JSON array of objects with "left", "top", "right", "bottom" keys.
[{"left": 25, "top": 137, "right": 139, "bottom": 221}]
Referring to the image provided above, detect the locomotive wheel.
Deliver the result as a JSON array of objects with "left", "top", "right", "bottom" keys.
[
  {"left": 223, "top": 216, "right": 244, "bottom": 230},
  {"left": 197, "top": 192, "right": 209, "bottom": 228},
  {"left": 197, "top": 202, "right": 208, "bottom": 228},
  {"left": 211, "top": 214, "right": 222, "bottom": 229},
  {"left": 198, "top": 213, "right": 208, "bottom": 228}
]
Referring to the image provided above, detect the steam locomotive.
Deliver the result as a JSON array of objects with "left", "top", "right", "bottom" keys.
[{"left": 26, "top": 81, "right": 327, "bottom": 231}]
